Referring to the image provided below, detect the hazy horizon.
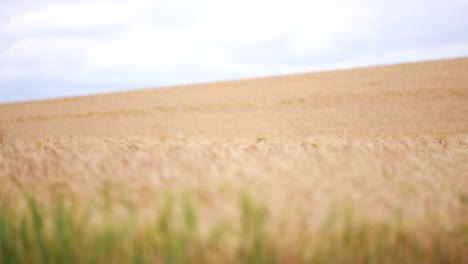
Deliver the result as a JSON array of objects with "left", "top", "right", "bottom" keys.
[{"left": 1, "top": 57, "right": 466, "bottom": 104}]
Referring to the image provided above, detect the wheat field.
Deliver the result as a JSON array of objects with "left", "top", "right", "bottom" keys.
[{"left": 0, "top": 58, "right": 467, "bottom": 263}]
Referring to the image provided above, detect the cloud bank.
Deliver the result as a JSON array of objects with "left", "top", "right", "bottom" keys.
[{"left": 1, "top": 0, "right": 468, "bottom": 102}]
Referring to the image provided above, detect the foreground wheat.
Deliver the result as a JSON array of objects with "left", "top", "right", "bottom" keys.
[{"left": 0, "top": 134, "right": 467, "bottom": 263}]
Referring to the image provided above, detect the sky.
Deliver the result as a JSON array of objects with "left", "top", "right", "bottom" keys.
[{"left": 1, "top": 0, "right": 468, "bottom": 103}]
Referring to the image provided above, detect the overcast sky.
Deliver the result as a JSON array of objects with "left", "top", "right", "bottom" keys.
[{"left": 1, "top": 0, "right": 468, "bottom": 103}]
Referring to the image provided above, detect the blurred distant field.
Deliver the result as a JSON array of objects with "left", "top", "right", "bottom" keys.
[{"left": 0, "top": 58, "right": 467, "bottom": 263}]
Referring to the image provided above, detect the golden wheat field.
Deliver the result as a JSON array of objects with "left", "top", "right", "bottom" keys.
[{"left": 0, "top": 58, "right": 467, "bottom": 263}]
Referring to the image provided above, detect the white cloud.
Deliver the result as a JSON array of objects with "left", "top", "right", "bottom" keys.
[{"left": 4, "top": 0, "right": 154, "bottom": 35}]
